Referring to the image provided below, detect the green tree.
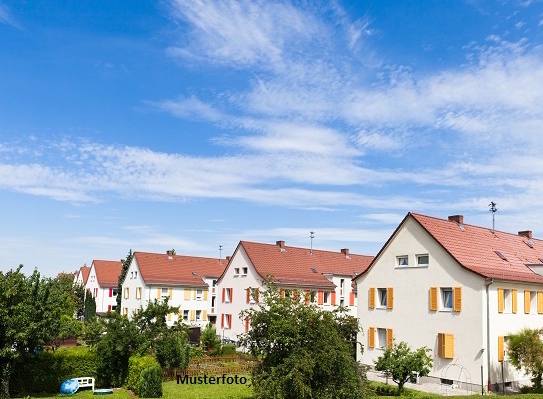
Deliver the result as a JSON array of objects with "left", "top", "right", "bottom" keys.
[
  {"left": 374, "top": 341, "right": 432, "bottom": 393},
  {"left": 201, "top": 323, "right": 221, "bottom": 354},
  {"left": 116, "top": 250, "right": 133, "bottom": 313},
  {"left": 507, "top": 328, "right": 543, "bottom": 389},
  {"left": 83, "top": 293, "right": 96, "bottom": 321},
  {"left": 0, "top": 266, "right": 58, "bottom": 399},
  {"left": 238, "top": 280, "right": 366, "bottom": 399}
]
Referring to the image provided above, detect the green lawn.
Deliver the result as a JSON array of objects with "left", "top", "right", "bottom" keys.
[{"left": 18, "top": 377, "right": 252, "bottom": 399}]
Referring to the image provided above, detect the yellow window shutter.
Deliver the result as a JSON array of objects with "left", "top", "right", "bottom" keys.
[
  {"left": 167, "top": 312, "right": 172, "bottom": 321},
  {"left": 387, "top": 288, "right": 394, "bottom": 310},
  {"left": 203, "top": 290, "right": 208, "bottom": 301},
  {"left": 429, "top": 287, "right": 438, "bottom": 311},
  {"left": 538, "top": 292, "right": 543, "bottom": 314},
  {"left": 445, "top": 334, "right": 454, "bottom": 358},
  {"left": 190, "top": 310, "right": 196, "bottom": 321},
  {"left": 369, "top": 288, "right": 375, "bottom": 309},
  {"left": 512, "top": 289, "right": 517, "bottom": 313},
  {"left": 498, "top": 336, "right": 504, "bottom": 362},
  {"left": 368, "top": 327, "right": 375, "bottom": 348},
  {"left": 438, "top": 333, "right": 443, "bottom": 357},
  {"left": 156, "top": 288, "right": 160, "bottom": 299},
  {"left": 386, "top": 329, "right": 394, "bottom": 349},
  {"left": 184, "top": 289, "right": 191, "bottom": 300},
  {"left": 193, "top": 289, "right": 197, "bottom": 300},
  {"left": 497, "top": 288, "right": 504, "bottom": 313},
  {"left": 525, "top": 290, "right": 531, "bottom": 314},
  {"left": 178, "top": 309, "right": 183, "bottom": 319},
  {"left": 453, "top": 287, "right": 462, "bottom": 312},
  {"left": 202, "top": 310, "right": 207, "bottom": 320},
  {"left": 169, "top": 287, "right": 173, "bottom": 300}
]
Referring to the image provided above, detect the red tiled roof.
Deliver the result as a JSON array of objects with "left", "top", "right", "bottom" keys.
[
  {"left": 93, "top": 260, "right": 123, "bottom": 288},
  {"left": 80, "top": 266, "right": 91, "bottom": 285},
  {"left": 410, "top": 213, "right": 543, "bottom": 284},
  {"left": 239, "top": 241, "right": 374, "bottom": 288},
  {"left": 135, "top": 251, "right": 226, "bottom": 286}
]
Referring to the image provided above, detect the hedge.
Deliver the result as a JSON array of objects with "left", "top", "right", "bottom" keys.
[
  {"left": 127, "top": 354, "right": 161, "bottom": 396},
  {"left": 10, "top": 346, "right": 97, "bottom": 395}
]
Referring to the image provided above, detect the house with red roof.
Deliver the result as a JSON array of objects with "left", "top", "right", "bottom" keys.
[
  {"left": 120, "top": 251, "right": 226, "bottom": 328},
  {"left": 85, "top": 260, "right": 123, "bottom": 314},
  {"left": 355, "top": 212, "right": 543, "bottom": 392},
  {"left": 73, "top": 265, "right": 90, "bottom": 286},
  {"left": 216, "top": 240, "right": 373, "bottom": 344}
]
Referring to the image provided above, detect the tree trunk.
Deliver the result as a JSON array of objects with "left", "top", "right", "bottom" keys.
[{"left": 0, "top": 362, "right": 11, "bottom": 399}]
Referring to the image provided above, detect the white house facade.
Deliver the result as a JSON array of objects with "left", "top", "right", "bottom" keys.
[
  {"left": 120, "top": 251, "right": 226, "bottom": 328},
  {"left": 355, "top": 213, "right": 543, "bottom": 392},
  {"left": 84, "top": 260, "right": 123, "bottom": 314},
  {"left": 217, "top": 240, "right": 373, "bottom": 344}
]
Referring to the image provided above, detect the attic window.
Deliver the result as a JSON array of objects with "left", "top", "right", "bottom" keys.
[
  {"left": 524, "top": 240, "right": 534, "bottom": 249},
  {"left": 311, "top": 268, "right": 317, "bottom": 274},
  {"left": 495, "top": 251, "right": 507, "bottom": 261},
  {"left": 192, "top": 271, "right": 197, "bottom": 276}
]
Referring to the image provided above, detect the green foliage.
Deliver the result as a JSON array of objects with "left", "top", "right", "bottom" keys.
[
  {"left": 507, "top": 328, "right": 543, "bottom": 388},
  {"left": 83, "top": 293, "right": 96, "bottom": 321},
  {"left": 200, "top": 323, "right": 221, "bottom": 353},
  {"left": 95, "top": 312, "right": 143, "bottom": 387},
  {"left": 221, "top": 344, "right": 237, "bottom": 355},
  {"left": 10, "top": 346, "right": 97, "bottom": 396},
  {"left": 82, "top": 318, "right": 105, "bottom": 347},
  {"left": 374, "top": 341, "right": 432, "bottom": 393},
  {"left": 154, "top": 331, "right": 190, "bottom": 370},
  {"left": 238, "top": 279, "right": 366, "bottom": 399},
  {"left": 127, "top": 355, "right": 161, "bottom": 395},
  {"left": 116, "top": 251, "right": 133, "bottom": 313},
  {"left": 0, "top": 266, "right": 61, "bottom": 399},
  {"left": 139, "top": 365, "right": 163, "bottom": 398}
]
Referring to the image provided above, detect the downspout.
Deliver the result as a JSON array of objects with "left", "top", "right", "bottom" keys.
[{"left": 486, "top": 277, "right": 494, "bottom": 393}]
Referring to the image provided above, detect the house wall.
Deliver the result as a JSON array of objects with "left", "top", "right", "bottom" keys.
[
  {"left": 356, "top": 217, "right": 487, "bottom": 388},
  {"left": 327, "top": 274, "right": 357, "bottom": 316},
  {"left": 84, "top": 266, "right": 118, "bottom": 313}
]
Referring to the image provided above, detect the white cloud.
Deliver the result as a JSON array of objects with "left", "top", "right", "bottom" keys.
[{"left": 0, "top": 2, "right": 20, "bottom": 28}]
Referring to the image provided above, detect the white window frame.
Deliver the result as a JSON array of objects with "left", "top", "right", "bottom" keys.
[
  {"left": 196, "top": 310, "right": 202, "bottom": 321},
  {"left": 416, "top": 254, "right": 429, "bottom": 267},
  {"left": 377, "top": 288, "right": 388, "bottom": 308},
  {"left": 234, "top": 268, "right": 240, "bottom": 276},
  {"left": 377, "top": 328, "right": 387, "bottom": 349},
  {"left": 161, "top": 287, "right": 169, "bottom": 298},
  {"left": 323, "top": 291, "right": 330, "bottom": 305},
  {"left": 441, "top": 287, "right": 453, "bottom": 311},
  {"left": 397, "top": 255, "right": 408, "bottom": 267},
  {"left": 196, "top": 289, "right": 203, "bottom": 301},
  {"left": 225, "top": 288, "right": 232, "bottom": 303},
  {"left": 242, "top": 267, "right": 248, "bottom": 276},
  {"left": 225, "top": 314, "right": 232, "bottom": 329},
  {"left": 183, "top": 310, "right": 189, "bottom": 321}
]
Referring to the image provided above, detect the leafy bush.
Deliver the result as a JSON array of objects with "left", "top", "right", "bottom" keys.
[
  {"left": 127, "top": 355, "right": 160, "bottom": 394},
  {"left": 201, "top": 323, "right": 221, "bottom": 353},
  {"left": 10, "top": 346, "right": 97, "bottom": 395},
  {"left": 221, "top": 343, "right": 237, "bottom": 355},
  {"left": 139, "top": 365, "right": 163, "bottom": 398},
  {"left": 155, "top": 331, "right": 190, "bottom": 370}
]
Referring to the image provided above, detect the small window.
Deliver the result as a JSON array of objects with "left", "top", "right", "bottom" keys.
[
  {"left": 441, "top": 288, "right": 453, "bottom": 310},
  {"left": 183, "top": 310, "right": 189, "bottom": 321},
  {"left": 212, "top": 279, "right": 217, "bottom": 287},
  {"left": 378, "top": 288, "right": 388, "bottom": 308},
  {"left": 112, "top": 288, "right": 118, "bottom": 296},
  {"left": 340, "top": 298, "right": 345, "bottom": 307},
  {"left": 242, "top": 267, "right": 248, "bottom": 275},
  {"left": 377, "top": 328, "right": 387, "bottom": 349},
  {"left": 225, "top": 288, "right": 232, "bottom": 302},
  {"left": 225, "top": 314, "right": 232, "bottom": 329},
  {"left": 161, "top": 287, "right": 169, "bottom": 298},
  {"left": 234, "top": 268, "right": 240, "bottom": 276},
  {"left": 417, "top": 254, "right": 429, "bottom": 266},
  {"left": 196, "top": 289, "right": 203, "bottom": 300},
  {"left": 130, "top": 272, "right": 134, "bottom": 279},
  {"left": 324, "top": 292, "right": 330, "bottom": 305},
  {"left": 196, "top": 310, "right": 202, "bottom": 321},
  {"left": 134, "top": 271, "right": 138, "bottom": 278},
  {"left": 111, "top": 305, "right": 117, "bottom": 311},
  {"left": 311, "top": 291, "right": 317, "bottom": 303},
  {"left": 397, "top": 256, "right": 408, "bottom": 267}
]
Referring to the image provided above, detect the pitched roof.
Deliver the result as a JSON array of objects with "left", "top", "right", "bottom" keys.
[
  {"left": 134, "top": 251, "right": 226, "bottom": 286},
  {"left": 237, "top": 241, "right": 374, "bottom": 288},
  {"left": 410, "top": 213, "right": 543, "bottom": 284},
  {"left": 93, "top": 260, "right": 123, "bottom": 288},
  {"left": 358, "top": 212, "right": 543, "bottom": 284},
  {"left": 79, "top": 266, "right": 91, "bottom": 285}
]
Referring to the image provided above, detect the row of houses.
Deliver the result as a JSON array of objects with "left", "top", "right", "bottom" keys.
[{"left": 73, "top": 211, "right": 543, "bottom": 391}]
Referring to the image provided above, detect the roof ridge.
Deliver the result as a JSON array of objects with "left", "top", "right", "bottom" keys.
[{"left": 240, "top": 240, "right": 371, "bottom": 256}]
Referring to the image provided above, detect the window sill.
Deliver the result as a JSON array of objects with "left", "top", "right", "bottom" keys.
[
  {"left": 440, "top": 308, "right": 453, "bottom": 312},
  {"left": 395, "top": 265, "right": 429, "bottom": 269}
]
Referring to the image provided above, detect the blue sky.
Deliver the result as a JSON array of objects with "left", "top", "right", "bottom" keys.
[{"left": 1, "top": 0, "right": 543, "bottom": 277}]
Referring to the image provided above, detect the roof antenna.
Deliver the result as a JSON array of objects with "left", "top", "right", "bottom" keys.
[
  {"left": 310, "top": 231, "right": 315, "bottom": 255},
  {"left": 489, "top": 201, "right": 497, "bottom": 234},
  {"left": 219, "top": 245, "right": 223, "bottom": 263}
]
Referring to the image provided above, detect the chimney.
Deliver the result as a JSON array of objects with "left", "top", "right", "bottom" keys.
[
  {"left": 448, "top": 215, "right": 464, "bottom": 225},
  {"left": 341, "top": 248, "right": 349, "bottom": 255},
  {"left": 121, "top": 259, "right": 125, "bottom": 264},
  {"left": 276, "top": 240, "right": 285, "bottom": 249},
  {"left": 519, "top": 230, "right": 533, "bottom": 239},
  {"left": 166, "top": 249, "right": 174, "bottom": 259}
]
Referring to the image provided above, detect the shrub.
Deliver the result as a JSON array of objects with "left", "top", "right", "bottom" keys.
[
  {"left": 221, "top": 343, "right": 237, "bottom": 355},
  {"left": 139, "top": 365, "right": 163, "bottom": 398},
  {"left": 155, "top": 331, "right": 190, "bottom": 370},
  {"left": 127, "top": 355, "right": 160, "bottom": 394},
  {"left": 10, "top": 346, "right": 97, "bottom": 395}
]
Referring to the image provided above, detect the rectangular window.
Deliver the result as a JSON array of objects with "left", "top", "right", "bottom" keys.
[
  {"left": 242, "top": 267, "right": 248, "bottom": 275},
  {"left": 311, "top": 291, "right": 317, "bottom": 303},
  {"left": 324, "top": 292, "right": 330, "bottom": 305},
  {"left": 340, "top": 299, "right": 345, "bottom": 306},
  {"left": 378, "top": 288, "right": 387, "bottom": 308},
  {"left": 225, "top": 314, "right": 231, "bottom": 329},
  {"left": 196, "top": 310, "right": 202, "bottom": 321},
  {"left": 417, "top": 254, "right": 429, "bottom": 266},
  {"left": 136, "top": 287, "right": 142, "bottom": 300},
  {"left": 211, "top": 296, "right": 216, "bottom": 308},
  {"left": 234, "top": 268, "right": 240, "bottom": 276},
  {"left": 112, "top": 288, "right": 118, "bottom": 297},
  {"left": 130, "top": 271, "right": 134, "bottom": 279},
  {"left": 196, "top": 289, "right": 203, "bottom": 301},
  {"left": 377, "top": 328, "right": 387, "bottom": 349},
  {"left": 340, "top": 279, "right": 345, "bottom": 296},
  {"left": 441, "top": 288, "right": 453, "bottom": 310},
  {"left": 161, "top": 287, "right": 169, "bottom": 298},
  {"left": 225, "top": 288, "right": 232, "bottom": 302},
  {"left": 123, "top": 307, "right": 128, "bottom": 316},
  {"left": 124, "top": 287, "right": 129, "bottom": 299},
  {"left": 397, "top": 255, "right": 408, "bottom": 267},
  {"left": 183, "top": 310, "right": 189, "bottom": 321},
  {"left": 134, "top": 271, "right": 137, "bottom": 278}
]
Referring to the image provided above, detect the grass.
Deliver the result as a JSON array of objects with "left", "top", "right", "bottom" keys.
[{"left": 17, "top": 376, "right": 252, "bottom": 399}]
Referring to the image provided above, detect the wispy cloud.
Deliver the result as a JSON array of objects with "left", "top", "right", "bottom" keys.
[{"left": 0, "top": 2, "right": 20, "bottom": 28}]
